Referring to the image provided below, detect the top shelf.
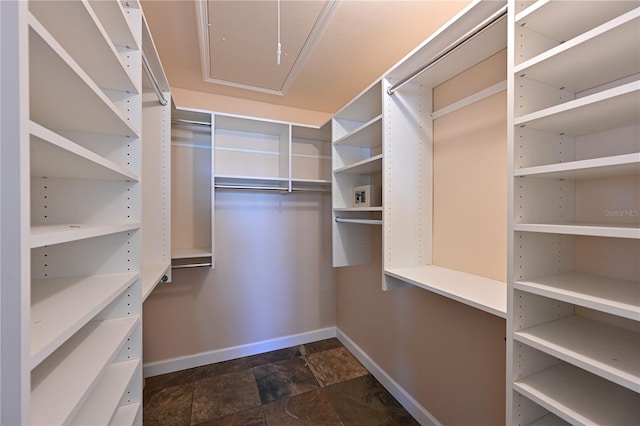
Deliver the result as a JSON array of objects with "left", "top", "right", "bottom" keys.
[
  {"left": 89, "top": 0, "right": 140, "bottom": 49},
  {"left": 515, "top": 9, "right": 640, "bottom": 94},
  {"left": 515, "top": 1, "right": 638, "bottom": 44},
  {"left": 333, "top": 115, "right": 382, "bottom": 148},
  {"left": 215, "top": 115, "right": 289, "bottom": 137},
  {"left": 334, "top": 80, "right": 382, "bottom": 123},
  {"left": 29, "top": 1, "right": 139, "bottom": 94}
]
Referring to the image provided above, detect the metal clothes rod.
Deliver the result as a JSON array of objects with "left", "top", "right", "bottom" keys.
[
  {"left": 142, "top": 51, "right": 168, "bottom": 106},
  {"left": 215, "top": 184, "right": 330, "bottom": 193},
  {"left": 387, "top": 5, "right": 508, "bottom": 96},
  {"left": 171, "top": 118, "right": 212, "bottom": 127},
  {"left": 335, "top": 217, "right": 383, "bottom": 225}
]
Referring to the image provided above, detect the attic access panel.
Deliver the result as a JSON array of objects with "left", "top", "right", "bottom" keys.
[{"left": 197, "top": 0, "right": 337, "bottom": 96}]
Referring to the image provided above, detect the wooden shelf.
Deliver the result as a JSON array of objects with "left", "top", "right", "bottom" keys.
[
  {"left": 515, "top": 315, "right": 640, "bottom": 392},
  {"left": 515, "top": 1, "right": 638, "bottom": 45},
  {"left": 513, "top": 223, "right": 640, "bottom": 239},
  {"left": 31, "top": 272, "right": 138, "bottom": 369},
  {"left": 70, "top": 359, "right": 139, "bottom": 426},
  {"left": 30, "top": 316, "right": 139, "bottom": 426},
  {"left": 514, "top": 9, "right": 639, "bottom": 93},
  {"left": 88, "top": 0, "right": 139, "bottom": 49},
  {"left": 31, "top": 223, "right": 140, "bottom": 249},
  {"left": 334, "top": 154, "right": 383, "bottom": 175},
  {"left": 29, "top": 14, "right": 139, "bottom": 138},
  {"left": 385, "top": 265, "right": 507, "bottom": 318},
  {"left": 30, "top": 121, "right": 139, "bottom": 181},
  {"left": 514, "top": 81, "right": 640, "bottom": 136},
  {"left": 28, "top": 1, "right": 138, "bottom": 93},
  {"left": 515, "top": 272, "right": 640, "bottom": 321},
  {"left": 514, "top": 153, "right": 640, "bottom": 180},
  {"left": 333, "top": 115, "right": 382, "bottom": 148},
  {"left": 513, "top": 362, "right": 640, "bottom": 425}
]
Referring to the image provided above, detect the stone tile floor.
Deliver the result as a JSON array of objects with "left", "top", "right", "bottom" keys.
[{"left": 143, "top": 338, "right": 420, "bottom": 425}]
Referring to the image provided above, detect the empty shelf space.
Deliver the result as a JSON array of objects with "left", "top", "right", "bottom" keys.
[
  {"left": 30, "top": 122, "right": 139, "bottom": 181},
  {"left": 514, "top": 81, "right": 640, "bottom": 136},
  {"left": 31, "top": 272, "right": 138, "bottom": 369},
  {"left": 514, "top": 9, "right": 640, "bottom": 93},
  {"left": 513, "top": 362, "right": 640, "bottom": 425},
  {"left": 31, "top": 222, "right": 140, "bottom": 249},
  {"left": 384, "top": 265, "right": 506, "bottom": 318},
  {"left": 528, "top": 413, "right": 570, "bottom": 426},
  {"left": 29, "top": 15, "right": 139, "bottom": 138},
  {"left": 515, "top": 272, "right": 640, "bottom": 321},
  {"left": 515, "top": 1, "right": 638, "bottom": 44},
  {"left": 70, "top": 359, "right": 139, "bottom": 426},
  {"left": 111, "top": 402, "right": 141, "bottom": 426},
  {"left": 334, "top": 154, "right": 383, "bottom": 175},
  {"left": 28, "top": 2, "right": 138, "bottom": 93},
  {"left": 334, "top": 207, "right": 383, "bottom": 212},
  {"left": 514, "top": 153, "right": 640, "bottom": 180},
  {"left": 171, "top": 248, "right": 212, "bottom": 259},
  {"left": 333, "top": 115, "right": 383, "bottom": 148},
  {"left": 88, "top": 0, "right": 139, "bottom": 49},
  {"left": 514, "top": 315, "right": 640, "bottom": 392},
  {"left": 513, "top": 223, "right": 640, "bottom": 239},
  {"left": 30, "top": 316, "right": 139, "bottom": 426}
]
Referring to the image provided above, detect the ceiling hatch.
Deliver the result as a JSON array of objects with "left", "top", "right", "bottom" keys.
[{"left": 196, "top": 0, "right": 338, "bottom": 96}]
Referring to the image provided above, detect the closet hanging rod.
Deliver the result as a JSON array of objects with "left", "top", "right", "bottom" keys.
[
  {"left": 142, "top": 51, "right": 168, "bottom": 106},
  {"left": 335, "top": 217, "right": 383, "bottom": 225},
  {"left": 171, "top": 118, "right": 212, "bottom": 127},
  {"left": 171, "top": 262, "right": 213, "bottom": 269},
  {"left": 387, "top": 5, "right": 507, "bottom": 96},
  {"left": 215, "top": 184, "right": 289, "bottom": 191}
]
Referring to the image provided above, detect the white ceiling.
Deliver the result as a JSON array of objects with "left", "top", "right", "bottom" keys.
[{"left": 141, "top": 0, "right": 471, "bottom": 115}]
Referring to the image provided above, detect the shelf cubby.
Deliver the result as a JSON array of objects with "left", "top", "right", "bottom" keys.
[
  {"left": 30, "top": 272, "right": 138, "bottom": 369},
  {"left": 89, "top": 0, "right": 140, "bottom": 49},
  {"left": 31, "top": 223, "right": 140, "bottom": 249},
  {"left": 30, "top": 316, "right": 139, "bottom": 425}
]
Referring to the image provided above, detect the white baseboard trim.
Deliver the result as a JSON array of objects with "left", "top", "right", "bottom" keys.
[
  {"left": 143, "top": 327, "right": 336, "bottom": 378},
  {"left": 336, "top": 328, "right": 441, "bottom": 426}
]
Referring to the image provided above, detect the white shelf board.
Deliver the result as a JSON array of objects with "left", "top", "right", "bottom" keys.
[
  {"left": 31, "top": 316, "right": 139, "bottom": 426},
  {"left": 514, "top": 315, "right": 640, "bottom": 392},
  {"left": 335, "top": 218, "right": 382, "bottom": 226},
  {"left": 515, "top": 1, "right": 638, "bottom": 44},
  {"left": 384, "top": 265, "right": 507, "bottom": 318},
  {"left": 110, "top": 402, "right": 141, "bottom": 426},
  {"left": 31, "top": 272, "right": 139, "bottom": 369},
  {"left": 30, "top": 121, "right": 139, "bottom": 181},
  {"left": 142, "top": 263, "right": 170, "bottom": 302},
  {"left": 215, "top": 114, "right": 288, "bottom": 136},
  {"left": 513, "top": 362, "right": 640, "bottom": 425},
  {"left": 515, "top": 272, "right": 640, "bottom": 321},
  {"left": 171, "top": 248, "right": 212, "bottom": 259},
  {"left": 88, "top": 0, "right": 139, "bottom": 49},
  {"left": 528, "top": 413, "right": 571, "bottom": 426},
  {"left": 334, "top": 207, "right": 383, "bottom": 212},
  {"left": 334, "top": 154, "right": 383, "bottom": 175},
  {"left": 514, "top": 81, "right": 640, "bottom": 137},
  {"left": 514, "top": 153, "right": 640, "bottom": 180},
  {"left": 31, "top": 222, "right": 141, "bottom": 249},
  {"left": 70, "top": 359, "right": 139, "bottom": 426},
  {"left": 29, "top": 15, "right": 139, "bottom": 138},
  {"left": 513, "top": 223, "right": 640, "bottom": 239},
  {"left": 333, "top": 115, "right": 382, "bottom": 148},
  {"left": 28, "top": 1, "right": 138, "bottom": 93},
  {"left": 514, "top": 9, "right": 640, "bottom": 94},
  {"left": 214, "top": 175, "right": 289, "bottom": 189}
]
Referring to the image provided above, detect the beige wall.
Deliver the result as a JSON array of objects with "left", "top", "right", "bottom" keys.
[
  {"left": 336, "top": 51, "right": 508, "bottom": 425},
  {"left": 143, "top": 190, "right": 336, "bottom": 362}
]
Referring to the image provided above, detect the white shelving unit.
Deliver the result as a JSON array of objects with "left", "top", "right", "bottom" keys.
[
  {"left": 507, "top": 1, "right": 640, "bottom": 424},
  {"left": 1, "top": 0, "right": 169, "bottom": 423},
  {"left": 377, "top": 0, "right": 508, "bottom": 318},
  {"left": 332, "top": 81, "right": 383, "bottom": 267},
  {"left": 171, "top": 107, "right": 214, "bottom": 269},
  {"left": 291, "top": 121, "right": 332, "bottom": 190}
]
